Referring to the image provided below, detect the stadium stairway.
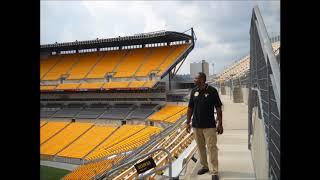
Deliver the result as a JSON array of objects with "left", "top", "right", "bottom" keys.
[
  {"left": 81, "top": 126, "right": 120, "bottom": 161},
  {"left": 132, "top": 47, "right": 154, "bottom": 78},
  {"left": 111, "top": 50, "right": 130, "bottom": 75},
  {"left": 82, "top": 125, "right": 148, "bottom": 162},
  {"left": 155, "top": 45, "right": 178, "bottom": 73},
  {"left": 53, "top": 123, "right": 95, "bottom": 156},
  {"left": 41, "top": 56, "right": 62, "bottom": 79},
  {"left": 40, "top": 121, "right": 72, "bottom": 146},
  {"left": 41, "top": 121, "right": 48, "bottom": 127},
  {"left": 83, "top": 51, "right": 107, "bottom": 80},
  {"left": 64, "top": 55, "right": 81, "bottom": 79}
]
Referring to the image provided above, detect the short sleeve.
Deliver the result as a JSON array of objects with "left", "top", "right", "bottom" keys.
[
  {"left": 188, "top": 90, "right": 194, "bottom": 109},
  {"left": 212, "top": 88, "right": 222, "bottom": 108}
]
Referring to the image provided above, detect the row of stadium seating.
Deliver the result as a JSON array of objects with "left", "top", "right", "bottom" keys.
[
  {"left": 40, "top": 122, "right": 162, "bottom": 160},
  {"left": 40, "top": 104, "right": 157, "bottom": 120},
  {"left": 148, "top": 104, "right": 187, "bottom": 123},
  {"left": 41, "top": 44, "right": 189, "bottom": 81},
  {"left": 40, "top": 121, "right": 47, "bottom": 127},
  {"left": 40, "top": 121, "right": 71, "bottom": 144},
  {"left": 58, "top": 125, "right": 117, "bottom": 158},
  {"left": 41, "top": 122, "right": 94, "bottom": 155},
  {"left": 216, "top": 41, "right": 280, "bottom": 82},
  {"left": 86, "top": 125, "right": 162, "bottom": 160},
  {"left": 40, "top": 80, "right": 157, "bottom": 91},
  {"left": 63, "top": 155, "right": 125, "bottom": 180}
]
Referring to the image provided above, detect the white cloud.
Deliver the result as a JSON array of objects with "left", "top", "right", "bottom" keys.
[{"left": 41, "top": 1, "right": 280, "bottom": 74}]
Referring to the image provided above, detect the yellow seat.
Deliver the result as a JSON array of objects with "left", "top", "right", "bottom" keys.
[
  {"left": 41, "top": 122, "right": 93, "bottom": 155},
  {"left": 67, "top": 52, "right": 103, "bottom": 80},
  {"left": 157, "top": 44, "right": 189, "bottom": 76},
  {"left": 103, "top": 81, "right": 130, "bottom": 89},
  {"left": 135, "top": 46, "right": 173, "bottom": 77},
  {"left": 128, "top": 81, "right": 146, "bottom": 88},
  {"left": 86, "top": 50, "right": 128, "bottom": 79},
  {"left": 40, "top": 121, "right": 70, "bottom": 144},
  {"left": 42, "top": 54, "right": 79, "bottom": 80},
  {"left": 78, "top": 82, "right": 105, "bottom": 89},
  {"left": 55, "top": 83, "right": 80, "bottom": 90},
  {"left": 57, "top": 125, "right": 116, "bottom": 158},
  {"left": 148, "top": 105, "right": 187, "bottom": 123},
  {"left": 113, "top": 48, "right": 151, "bottom": 78},
  {"left": 85, "top": 125, "right": 146, "bottom": 160},
  {"left": 40, "top": 85, "right": 57, "bottom": 91}
]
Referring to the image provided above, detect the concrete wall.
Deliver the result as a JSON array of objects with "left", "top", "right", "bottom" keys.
[
  {"left": 251, "top": 107, "right": 269, "bottom": 180},
  {"left": 225, "top": 86, "right": 232, "bottom": 99},
  {"left": 220, "top": 86, "right": 226, "bottom": 95},
  {"left": 232, "top": 87, "right": 243, "bottom": 103},
  {"left": 241, "top": 87, "right": 249, "bottom": 105}
]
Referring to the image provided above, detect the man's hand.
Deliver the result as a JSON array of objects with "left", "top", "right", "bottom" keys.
[
  {"left": 217, "top": 124, "right": 223, "bottom": 134},
  {"left": 186, "top": 123, "right": 191, "bottom": 133}
]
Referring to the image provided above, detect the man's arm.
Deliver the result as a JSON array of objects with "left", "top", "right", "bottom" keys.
[
  {"left": 216, "top": 106, "right": 223, "bottom": 134},
  {"left": 186, "top": 107, "right": 193, "bottom": 124},
  {"left": 216, "top": 107, "right": 222, "bottom": 126},
  {"left": 212, "top": 87, "right": 223, "bottom": 134},
  {"left": 186, "top": 107, "right": 192, "bottom": 133},
  {"left": 186, "top": 90, "right": 194, "bottom": 133}
]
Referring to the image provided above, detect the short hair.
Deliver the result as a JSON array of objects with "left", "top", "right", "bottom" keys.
[{"left": 198, "top": 72, "right": 206, "bottom": 82}]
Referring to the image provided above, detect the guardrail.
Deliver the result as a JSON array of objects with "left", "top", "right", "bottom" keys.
[
  {"left": 98, "top": 148, "right": 173, "bottom": 180},
  {"left": 248, "top": 6, "right": 280, "bottom": 180}
]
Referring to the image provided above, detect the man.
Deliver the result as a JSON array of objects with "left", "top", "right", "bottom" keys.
[{"left": 186, "top": 72, "right": 223, "bottom": 180}]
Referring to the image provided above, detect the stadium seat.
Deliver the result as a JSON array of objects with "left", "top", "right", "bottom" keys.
[
  {"left": 85, "top": 125, "right": 146, "bottom": 160},
  {"left": 40, "top": 85, "right": 57, "bottom": 91},
  {"left": 42, "top": 54, "right": 79, "bottom": 80},
  {"left": 57, "top": 125, "right": 116, "bottom": 158},
  {"left": 157, "top": 44, "right": 189, "bottom": 76},
  {"left": 40, "top": 121, "right": 71, "bottom": 144},
  {"left": 40, "top": 56, "right": 60, "bottom": 79},
  {"left": 148, "top": 105, "right": 187, "bottom": 123},
  {"left": 40, "top": 121, "right": 47, "bottom": 127},
  {"left": 86, "top": 50, "right": 128, "bottom": 79},
  {"left": 103, "top": 81, "right": 130, "bottom": 89},
  {"left": 78, "top": 82, "right": 105, "bottom": 90},
  {"left": 67, "top": 52, "right": 103, "bottom": 80},
  {"left": 55, "top": 83, "right": 80, "bottom": 90},
  {"left": 63, "top": 155, "right": 125, "bottom": 180},
  {"left": 128, "top": 81, "right": 146, "bottom": 88},
  {"left": 41, "top": 122, "right": 94, "bottom": 155},
  {"left": 135, "top": 46, "right": 173, "bottom": 77},
  {"left": 113, "top": 48, "right": 151, "bottom": 78},
  {"left": 142, "top": 80, "right": 157, "bottom": 88}
]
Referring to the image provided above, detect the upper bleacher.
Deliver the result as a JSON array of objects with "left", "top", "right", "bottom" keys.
[
  {"left": 41, "top": 44, "right": 189, "bottom": 81},
  {"left": 148, "top": 104, "right": 187, "bottom": 123},
  {"left": 40, "top": 45, "right": 189, "bottom": 91},
  {"left": 41, "top": 30, "right": 195, "bottom": 92},
  {"left": 216, "top": 42, "right": 280, "bottom": 82}
]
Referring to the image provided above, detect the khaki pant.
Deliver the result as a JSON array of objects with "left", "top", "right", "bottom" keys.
[{"left": 193, "top": 128, "right": 218, "bottom": 175}]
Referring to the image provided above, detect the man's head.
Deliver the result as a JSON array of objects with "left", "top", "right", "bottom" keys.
[{"left": 194, "top": 72, "right": 206, "bottom": 87}]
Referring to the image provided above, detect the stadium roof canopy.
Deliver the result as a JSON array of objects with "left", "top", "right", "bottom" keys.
[{"left": 40, "top": 30, "right": 194, "bottom": 53}]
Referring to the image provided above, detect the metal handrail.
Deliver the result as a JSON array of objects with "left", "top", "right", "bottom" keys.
[
  {"left": 98, "top": 148, "right": 173, "bottom": 180},
  {"left": 253, "top": 6, "right": 280, "bottom": 114}
]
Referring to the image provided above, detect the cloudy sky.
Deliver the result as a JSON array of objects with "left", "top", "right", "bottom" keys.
[{"left": 41, "top": 1, "right": 280, "bottom": 75}]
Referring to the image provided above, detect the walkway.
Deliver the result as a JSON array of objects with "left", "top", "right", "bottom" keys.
[{"left": 182, "top": 95, "right": 256, "bottom": 180}]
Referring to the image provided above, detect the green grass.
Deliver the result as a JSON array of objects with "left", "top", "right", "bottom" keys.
[{"left": 40, "top": 165, "right": 70, "bottom": 180}]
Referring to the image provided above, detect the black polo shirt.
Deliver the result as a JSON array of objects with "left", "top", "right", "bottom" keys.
[{"left": 188, "top": 84, "right": 222, "bottom": 128}]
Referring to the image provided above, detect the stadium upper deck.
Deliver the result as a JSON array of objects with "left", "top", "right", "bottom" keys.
[
  {"left": 215, "top": 41, "right": 280, "bottom": 82},
  {"left": 40, "top": 30, "right": 195, "bottom": 92}
]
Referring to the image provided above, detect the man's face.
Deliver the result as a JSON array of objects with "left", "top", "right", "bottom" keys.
[{"left": 194, "top": 75, "right": 203, "bottom": 87}]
